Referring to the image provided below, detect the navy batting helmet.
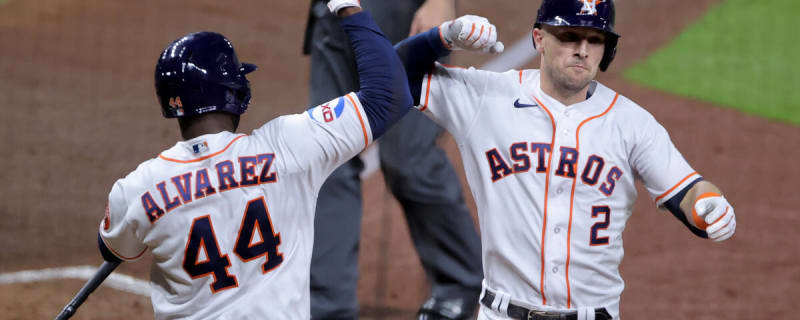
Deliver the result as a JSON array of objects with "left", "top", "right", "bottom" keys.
[
  {"left": 155, "top": 32, "right": 257, "bottom": 118},
  {"left": 534, "top": 0, "right": 620, "bottom": 71}
]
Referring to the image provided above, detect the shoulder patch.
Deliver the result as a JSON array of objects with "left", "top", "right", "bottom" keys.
[{"left": 308, "top": 97, "right": 346, "bottom": 123}]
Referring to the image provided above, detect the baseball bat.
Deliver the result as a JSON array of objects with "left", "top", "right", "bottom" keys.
[{"left": 54, "top": 261, "right": 121, "bottom": 320}]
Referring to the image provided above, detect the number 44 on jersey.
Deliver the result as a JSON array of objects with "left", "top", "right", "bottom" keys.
[{"left": 183, "top": 197, "right": 283, "bottom": 293}]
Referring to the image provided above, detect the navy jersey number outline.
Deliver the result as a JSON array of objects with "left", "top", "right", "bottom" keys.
[
  {"left": 590, "top": 205, "right": 611, "bottom": 246},
  {"left": 183, "top": 197, "right": 283, "bottom": 293}
]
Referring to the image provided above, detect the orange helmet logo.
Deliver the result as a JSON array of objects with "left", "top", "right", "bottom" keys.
[{"left": 578, "top": 0, "right": 604, "bottom": 16}]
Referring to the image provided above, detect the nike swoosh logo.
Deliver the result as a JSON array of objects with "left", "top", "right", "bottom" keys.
[{"left": 513, "top": 98, "right": 538, "bottom": 108}]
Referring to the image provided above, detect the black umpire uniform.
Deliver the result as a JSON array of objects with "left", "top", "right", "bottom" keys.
[{"left": 303, "top": 0, "right": 483, "bottom": 319}]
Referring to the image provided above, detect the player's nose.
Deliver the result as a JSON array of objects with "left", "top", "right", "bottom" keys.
[{"left": 576, "top": 40, "right": 590, "bottom": 59}]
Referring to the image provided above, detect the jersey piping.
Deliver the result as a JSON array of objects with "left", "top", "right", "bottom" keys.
[
  {"left": 531, "top": 94, "right": 557, "bottom": 306},
  {"left": 565, "top": 92, "right": 619, "bottom": 308},
  {"left": 159, "top": 134, "right": 248, "bottom": 164}
]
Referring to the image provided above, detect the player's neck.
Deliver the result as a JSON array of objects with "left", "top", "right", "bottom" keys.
[
  {"left": 178, "top": 113, "right": 238, "bottom": 140},
  {"left": 539, "top": 74, "right": 591, "bottom": 107}
]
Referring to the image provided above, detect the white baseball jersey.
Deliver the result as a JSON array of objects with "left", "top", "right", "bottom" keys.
[
  {"left": 419, "top": 64, "right": 699, "bottom": 319},
  {"left": 99, "top": 93, "right": 372, "bottom": 320}
]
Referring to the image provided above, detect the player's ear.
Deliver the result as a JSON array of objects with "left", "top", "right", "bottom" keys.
[{"left": 532, "top": 28, "right": 545, "bottom": 55}]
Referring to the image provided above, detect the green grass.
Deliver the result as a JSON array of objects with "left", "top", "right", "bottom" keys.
[{"left": 625, "top": 0, "right": 800, "bottom": 125}]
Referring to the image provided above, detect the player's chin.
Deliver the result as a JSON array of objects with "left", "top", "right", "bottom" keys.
[
  {"left": 564, "top": 74, "right": 593, "bottom": 91},
  {"left": 568, "top": 66, "right": 594, "bottom": 79}
]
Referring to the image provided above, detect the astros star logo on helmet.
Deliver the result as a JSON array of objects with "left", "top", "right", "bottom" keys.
[{"left": 578, "top": 0, "right": 604, "bottom": 16}]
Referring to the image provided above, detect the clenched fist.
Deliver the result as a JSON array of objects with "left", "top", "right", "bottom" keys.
[
  {"left": 693, "top": 193, "right": 736, "bottom": 242},
  {"left": 439, "top": 15, "right": 504, "bottom": 54}
]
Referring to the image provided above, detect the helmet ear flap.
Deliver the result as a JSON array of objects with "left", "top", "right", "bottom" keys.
[{"left": 599, "top": 35, "right": 618, "bottom": 72}]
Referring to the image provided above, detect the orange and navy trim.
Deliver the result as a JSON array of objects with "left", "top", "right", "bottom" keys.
[{"left": 655, "top": 171, "right": 700, "bottom": 204}]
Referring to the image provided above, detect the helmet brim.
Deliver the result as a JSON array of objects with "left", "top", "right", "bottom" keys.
[{"left": 240, "top": 63, "right": 257, "bottom": 75}]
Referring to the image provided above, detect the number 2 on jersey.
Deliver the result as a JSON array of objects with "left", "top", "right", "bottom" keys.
[
  {"left": 590, "top": 206, "right": 611, "bottom": 246},
  {"left": 183, "top": 197, "right": 283, "bottom": 293}
]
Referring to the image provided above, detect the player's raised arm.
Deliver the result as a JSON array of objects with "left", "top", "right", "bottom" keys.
[
  {"left": 394, "top": 15, "right": 504, "bottom": 105},
  {"left": 261, "top": 1, "right": 414, "bottom": 179},
  {"left": 330, "top": 0, "right": 412, "bottom": 139}
]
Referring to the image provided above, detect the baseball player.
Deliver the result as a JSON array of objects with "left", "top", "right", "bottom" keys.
[
  {"left": 96, "top": 1, "right": 413, "bottom": 319},
  {"left": 303, "top": 0, "right": 483, "bottom": 318},
  {"left": 394, "top": 0, "right": 737, "bottom": 319}
]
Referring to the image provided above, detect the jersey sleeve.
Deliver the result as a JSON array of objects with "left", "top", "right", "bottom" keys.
[
  {"left": 629, "top": 109, "right": 701, "bottom": 207},
  {"left": 98, "top": 179, "right": 147, "bottom": 261},
  {"left": 418, "top": 63, "right": 493, "bottom": 139},
  {"left": 254, "top": 93, "right": 372, "bottom": 182}
]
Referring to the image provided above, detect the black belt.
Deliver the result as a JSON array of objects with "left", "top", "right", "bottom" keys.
[{"left": 480, "top": 290, "right": 612, "bottom": 320}]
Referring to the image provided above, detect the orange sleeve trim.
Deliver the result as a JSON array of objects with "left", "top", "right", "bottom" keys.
[
  {"left": 100, "top": 233, "right": 147, "bottom": 261},
  {"left": 159, "top": 134, "right": 247, "bottom": 164},
  {"left": 421, "top": 71, "right": 434, "bottom": 112},
  {"left": 692, "top": 192, "right": 722, "bottom": 229},
  {"left": 655, "top": 171, "right": 699, "bottom": 203},
  {"left": 346, "top": 93, "right": 369, "bottom": 147}
]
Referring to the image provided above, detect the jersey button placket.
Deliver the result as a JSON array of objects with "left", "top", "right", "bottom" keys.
[{"left": 544, "top": 113, "right": 570, "bottom": 305}]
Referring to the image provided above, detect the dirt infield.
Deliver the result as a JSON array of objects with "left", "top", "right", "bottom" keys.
[{"left": 1, "top": 0, "right": 798, "bottom": 319}]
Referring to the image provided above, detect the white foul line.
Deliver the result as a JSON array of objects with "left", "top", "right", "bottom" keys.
[
  {"left": 0, "top": 265, "right": 152, "bottom": 297},
  {"left": 358, "top": 34, "right": 538, "bottom": 179}
]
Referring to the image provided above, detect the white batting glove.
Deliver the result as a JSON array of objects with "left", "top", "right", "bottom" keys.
[
  {"left": 694, "top": 195, "right": 736, "bottom": 242},
  {"left": 439, "top": 15, "right": 504, "bottom": 54},
  {"left": 327, "top": 0, "right": 360, "bottom": 14}
]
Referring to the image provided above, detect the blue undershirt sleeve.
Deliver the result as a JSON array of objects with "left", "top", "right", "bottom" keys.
[
  {"left": 662, "top": 177, "right": 708, "bottom": 238},
  {"left": 394, "top": 27, "right": 451, "bottom": 106},
  {"left": 340, "top": 11, "right": 412, "bottom": 139}
]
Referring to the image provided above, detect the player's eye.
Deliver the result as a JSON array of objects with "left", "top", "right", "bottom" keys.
[
  {"left": 555, "top": 32, "right": 581, "bottom": 43},
  {"left": 588, "top": 36, "right": 605, "bottom": 44}
]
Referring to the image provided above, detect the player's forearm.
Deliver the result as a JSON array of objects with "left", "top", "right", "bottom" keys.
[
  {"left": 394, "top": 26, "right": 451, "bottom": 105},
  {"left": 341, "top": 11, "right": 413, "bottom": 139}
]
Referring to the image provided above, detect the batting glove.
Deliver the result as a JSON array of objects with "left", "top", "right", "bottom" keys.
[
  {"left": 327, "top": 0, "right": 360, "bottom": 14},
  {"left": 693, "top": 194, "right": 736, "bottom": 242},
  {"left": 439, "top": 15, "right": 504, "bottom": 53}
]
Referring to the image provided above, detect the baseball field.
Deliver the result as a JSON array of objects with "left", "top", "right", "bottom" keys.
[{"left": 1, "top": 0, "right": 798, "bottom": 319}]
